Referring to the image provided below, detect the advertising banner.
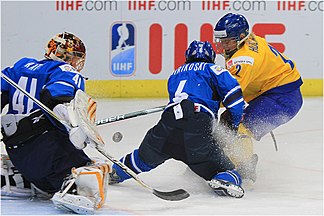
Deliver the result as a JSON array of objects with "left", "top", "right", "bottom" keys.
[{"left": 1, "top": 1, "right": 323, "bottom": 97}]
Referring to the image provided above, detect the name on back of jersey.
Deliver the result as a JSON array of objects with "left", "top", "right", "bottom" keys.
[
  {"left": 172, "top": 62, "right": 207, "bottom": 75},
  {"left": 24, "top": 62, "right": 44, "bottom": 71}
]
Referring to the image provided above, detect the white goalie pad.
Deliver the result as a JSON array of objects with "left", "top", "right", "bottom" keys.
[
  {"left": 52, "top": 192, "right": 96, "bottom": 215},
  {"left": 74, "top": 164, "right": 110, "bottom": 207},
  {"left": 1, "top": 155, "right": 52, "bottom": 200},
  {"left": 1, "top": 155, "right": 32, "bottom": 199},
  {"left": 71, "top": 90, "right": 105, "bottom": 147},
  {"left": 1, "top": 186, "right": 33, "bottom": 200},
  {"left": 1, "top": 154, "right": 28, "bottom": 198},
  {"left": 52, "top": 160, "right": 111, "bottom": 214}
]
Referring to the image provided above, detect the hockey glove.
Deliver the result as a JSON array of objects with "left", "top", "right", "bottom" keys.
[
  {"left": 53, "top": 103, "right": 89, "bottom": 150},
  {"left": 220, "top": 110, "right": 238, "bottom": 135},
  {"left": 69, "top": 127, "right": 88, "bottom": 150}
]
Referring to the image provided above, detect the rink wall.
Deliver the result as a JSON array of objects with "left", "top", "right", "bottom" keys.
[
  {"left": 2, "top": 1, "right": 323, "bottom": 98},
  {"left": 85, "top": 79, "right": 323, "bottom": 98}
]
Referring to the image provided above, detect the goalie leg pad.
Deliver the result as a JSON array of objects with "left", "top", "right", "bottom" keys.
[
  {"left": 74, "top": 162, "right": 110, "bottom": 208},
  {"left": 52, "top": 160, "right": 111, "bottom": 214},
  {"left": 1, "top": 154, "right": 32, "bottom": 199},
  {"left": 52, "top": 192, "right": 96, "bottom": 214}
]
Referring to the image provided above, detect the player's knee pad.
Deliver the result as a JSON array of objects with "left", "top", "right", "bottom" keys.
[
  {"left": 238, "top": 124, "right": 254, "bottom": 138},
  {"left": 227, "top": 124, "right": 254, "bottom": 166},
  {"left": 237, "top": 124, "right": 254, "bottom": 160}
]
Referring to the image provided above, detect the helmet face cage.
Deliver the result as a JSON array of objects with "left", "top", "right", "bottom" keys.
[
  {"left": 214, "top": 13, "right": 249, "bottom": 58},
  {"left": 185, "top": 41, "right": 216, "bottom": 64},
  {"left": 45, "top": 32, "right": 86, "bottom": 72}
]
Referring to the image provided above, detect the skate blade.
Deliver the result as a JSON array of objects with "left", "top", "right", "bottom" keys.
[{"left": 208, "top": 179, "right": 244, "bottom": 198}]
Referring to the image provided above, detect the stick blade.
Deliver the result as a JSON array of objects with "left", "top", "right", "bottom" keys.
[{"left": 153, "top": 189, "right": 190, "bottom": 201}]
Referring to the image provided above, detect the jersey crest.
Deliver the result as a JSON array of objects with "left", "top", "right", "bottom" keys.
[{"left": 211, "top": 65, "right": 226, "bottom": 75}]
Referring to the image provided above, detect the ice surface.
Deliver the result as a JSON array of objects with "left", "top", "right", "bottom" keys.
[{"left": 1, "top": 97, "right": 323, "bottom": 215}]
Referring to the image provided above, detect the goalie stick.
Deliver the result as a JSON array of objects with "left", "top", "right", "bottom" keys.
[
  {"left": 95, "top": 145, "right": 189, "bottom": 201},
  {"left": 1, "top": 73, "right": 190, "bottom": 202},
  {"left": 73, "top": 90, "right": 189, "bottom": 201},
  {"left": 96, "top": 105, "right": 166, "bottom": 126}
]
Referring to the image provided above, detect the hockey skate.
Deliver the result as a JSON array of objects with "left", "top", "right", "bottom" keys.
[
  {"left": 108, "top": 168, "right": 122, "bottom": 185},
  {"left": 208, "top": 170, "right": 244, "bottom": 198},
  {"left": 108, "top": 162, "right": 134, "bottom": 185}
]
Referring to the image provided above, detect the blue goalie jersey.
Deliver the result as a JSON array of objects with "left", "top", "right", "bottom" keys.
[
  {"left": 167, "top": 62, "right": 245, "bottom": 127},
  {"left": 1, "top": 57, "right": 85, "bottom": 114}
]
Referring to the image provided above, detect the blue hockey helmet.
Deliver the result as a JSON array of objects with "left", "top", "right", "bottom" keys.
[
  {"left": 214, "top": 13, "right": 250, "bottom": 58},
  {"left": 185, "top": 40, "right": 216, "bottom": 64}
]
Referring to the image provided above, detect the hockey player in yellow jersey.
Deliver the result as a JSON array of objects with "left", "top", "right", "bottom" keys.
[{"left": 213, "top": 13, "right": 303, "bottom": 182}]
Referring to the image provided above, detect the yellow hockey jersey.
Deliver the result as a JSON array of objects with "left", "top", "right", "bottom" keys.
[{"left": 225, "top": 34, "right": 301, "bottom": 102}]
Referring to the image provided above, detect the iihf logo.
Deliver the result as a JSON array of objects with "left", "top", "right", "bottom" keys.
[{"left": 110, "top": 22, "right": 135, "bottom": 76}]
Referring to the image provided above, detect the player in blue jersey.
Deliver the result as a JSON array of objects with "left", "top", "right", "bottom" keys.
[
  {"left": 1, "top": 32, "right": 110, "bottom": 213},
  {"left": 109, "top": 41, "right": 246, "bottom": 198}
]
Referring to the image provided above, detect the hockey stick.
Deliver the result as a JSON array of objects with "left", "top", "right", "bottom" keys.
[
  {"left": 270, "top": 131, "right": 278, "bottom": 151},
  {"left": 96, "top": 105, "right": 166, "bottom": 126},
  {"left": 95, "top": 145, "right": 189, "bottom": 201},
  {"left": 1, "top": 73, "right": 189, "bottom": 201},
  {"left": 73, "top": 90, "right": 189, "bottom": 201}
]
